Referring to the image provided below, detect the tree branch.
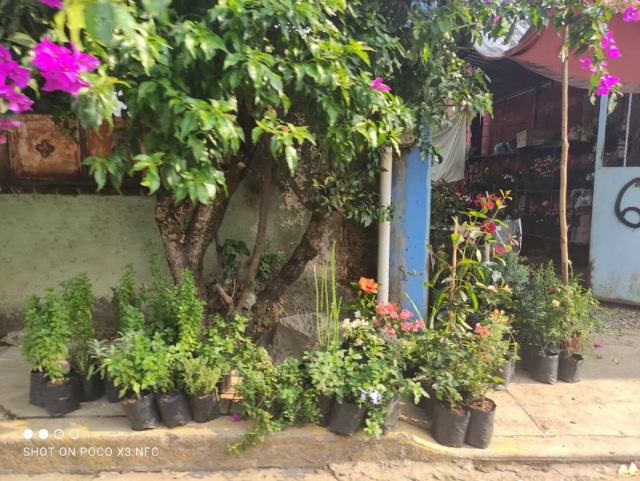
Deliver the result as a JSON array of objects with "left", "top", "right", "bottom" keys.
[
  {"left": 287, "top": 175, "right": 316, "bottom": 211},
  {"left": 232, "top": 150, "right": 274, "bottom": 315}
]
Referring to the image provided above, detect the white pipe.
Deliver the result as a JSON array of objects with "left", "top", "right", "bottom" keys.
[{"left": 377, "top": 147, "right": 392, "bottom": 304}]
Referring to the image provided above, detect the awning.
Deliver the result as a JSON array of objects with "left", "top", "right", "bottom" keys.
[{"left": 476, "top": 14, "right": 640, "bottom": 93}]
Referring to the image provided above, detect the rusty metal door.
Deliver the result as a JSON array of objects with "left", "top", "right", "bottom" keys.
[{"left": 590, "top": 95, "right": 640, "bottom": 305}]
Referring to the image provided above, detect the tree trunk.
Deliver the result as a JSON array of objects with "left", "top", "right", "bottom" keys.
[
  {"left": 154, "top": 166, "right": 243, "bottom": 298},
  {"left": 232, "top": 152, "right": 274, "bottom": 314},
  {"left": 559, "top": 28, "right": 570, "bottom": 285}
]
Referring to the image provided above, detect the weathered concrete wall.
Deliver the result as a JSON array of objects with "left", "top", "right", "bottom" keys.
[
  {"left": 0, "top": 195, "right": 165, "bottom": 336},
  {"left": 0, "top": 176, "right": 312, "bottom": 336}
]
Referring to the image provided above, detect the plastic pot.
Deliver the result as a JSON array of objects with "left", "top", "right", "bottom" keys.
[
  {"left": 431, "top": 403, "right": 470, "bottom": 448},
  {"left": 493, "top": 354, "right": 516, "bottom": 386},
  {"left": 328, "top": 401, "right": 367, "bottom": 436},
  {"left": 187, "top": 391, "right": 220, "bottom": 423},
  {"left": 158, "top": 391, "right": 192, "bottom": 428},
  {"left": 121, "top": 392, "right": 161, "bottom": 431},
  {"left": 465, "top": 398, "right": 496, "bottom": 449},
  {"left": 217, "top": 373, "right": 233, "bottom": 395},
  {"left": 382, "top": 395, "right": 400, "bottom": 434},
  {"left": 72, "top": 371, "right": 104, "bottom": 403},
  {"left": 318, "top": 395, "right": 334, "bottom": 427},
  {"left": 558, "top": 353, "right": 584, "bottom": 383},
  {"left": 532, "top": 350, "right": 559, "bottom": 384},
  {"left": 104, "top": 377, "right": 121, "bottom": 403},
  {"left": 43, "top": 377, "right": 80, "bottom": 417},
  {"left": 29, "top": 371, "right": 46, "bottom": 408},
  {"left": 418, "top": 382, "right": 437, "bottom": 419}
]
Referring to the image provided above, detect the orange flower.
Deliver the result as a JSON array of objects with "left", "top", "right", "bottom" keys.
[{"left": 358, "top": 277, "right": 378, "bottom": 294}]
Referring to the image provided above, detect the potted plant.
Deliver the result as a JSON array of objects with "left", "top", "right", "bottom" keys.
[
  {"left": 61, "top": 273, "right": 103, "bottom": 402},
  {"left": 557, "top": 277, "right": 601, "bottom": 383},
  {"left": 88, "top": 339, "right": 122, "bottom": 403},
  {"left": 100, "top": 331, "right": 167, "bottom": 431},
  {"left": 21, "top": 294, "right": 50, "bottom": 408},
  {"left": 183, "top": 354, "right": 222, "bottom": 423},
  {"left": 464, "top": 310, "right": 512, "bottom": 449},
  {"left": 156, "top": 348, "right": 193, "bottom": 429},
  {"left": 517, "top": 262, "right": 565, "bottom": 384},
  {"left": 40, "top": 291, "right": 79, "bottom": 417},
  {"left": 428, "top": 330, "right": 473, "bottom": 448}
]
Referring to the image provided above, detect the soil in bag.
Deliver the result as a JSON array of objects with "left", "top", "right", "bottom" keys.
[
  {"left": 465, "top": 398, "right": 496, "bottom": 449},
  {"left": 187, "top": 391, "right": 220, "bottom": 423},
  {"left": 121, "top": 392, "right": 161, "bottom": 431},
  {"left": 29, "top": 370, "right": 46, "bottom": 408},
  {"left": 158, "top": 391, "right": 192, "bottom": 428},
  {"left": 532, "top": 350, "right": 559, "bottom": 384},
  {"left": 431, "top": 403, "right": 470, "bottom": 448},
  {"left": 43, "top": 377, "right": 81, "bottom": 417},
  {"left": 328, "top": 401, "right": 367, "bottom": 436},
  {"left": 72, "top": 371, "right": 104, "bottom": 402},
  {"left": 558, "top": 353, "right": 584, "bottom": 383}
]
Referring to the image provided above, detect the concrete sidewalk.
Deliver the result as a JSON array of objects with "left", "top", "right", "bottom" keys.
[{"left": 1, "top": 330, "right": 639, "bottom": 475}]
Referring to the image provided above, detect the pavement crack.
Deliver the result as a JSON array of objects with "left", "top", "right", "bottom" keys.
[{"left": 506, "top": 390, "right": 548, "bottom": 435}]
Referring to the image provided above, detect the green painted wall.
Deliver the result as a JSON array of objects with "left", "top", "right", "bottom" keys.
[
  {"left": 0, "top": 195, "right": 164, "bottom": 335},
  {"left": 0, "top": 179, "right": 311, "bottom": 336}
]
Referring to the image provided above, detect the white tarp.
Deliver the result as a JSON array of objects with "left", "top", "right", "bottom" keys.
[{"left": 431, "top": 115, "right": 467, "bottom": 183}]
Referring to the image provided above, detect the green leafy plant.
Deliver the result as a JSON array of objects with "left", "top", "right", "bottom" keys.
[
  {"left": 119, "top": 305, "right": 146, "bottom": 333},
  {"left": 182, "top": 355, "right": 222, "bottom": 397},
  {"left": 20, "top": 290, "right": 71, "bottom": 383},
  {"left": 99, "top": 331, "right": 172, "bottom": 399},
  {"left": 146, "top": 252, "right": 178, "bottom": 342},
  {"left": 111, "top": 265, "right": 141, "bottom": 332},
  {"left": 221, "top": 239, "right": 250, "bottom": 284},
  {"left": 257, "top": 245, "right": 286, "bottom": 282},
  {"left": 557, "top": 275, "right": 602, "bottom": 355},
  {"left": 60, "top": 273, "right": 95, "bottom": 342},
  {"left": 175, "top": 270, "right": 205, "bottom": 353},
  {"left": 196, "top": 314, "right": 249, "bottom": 382},
  {"left": 68, "top": 341, "right": 93, "bottom": 374}
]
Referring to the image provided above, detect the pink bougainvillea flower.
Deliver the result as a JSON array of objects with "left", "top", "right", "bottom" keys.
[
  {"left": 596, "top": 72, "right": 619, "bottom": 96},
  {"left": 607, "top": 46, "right": 622, "bottom": 59},
  {"left": 0, "top": 86, "right": 33, "bottom": 113},
  {"left": 623, "top": 6, "right": 639, "bottom": 22},
  {"left": 492, "top": 16, "right": 500, "bottom": 25},
  {"left": 399, "top": 309, "right": 414, "bottom": 321},
  {"left": 601, "top": 32, "right": 615, "bottom": 50},
  {"left": 0, "top": 134, "right": 6, "bottom": 144},
  {"left": 370, "top": 77, "right": 391, "bottom": 92},
  {"left": 0, "top": 117, "right": 21, "bottom": 130},
  {"left": 32, "top": 38, "right": 99, "bottom": 97},
  {"left": 594, "top": 343, "right": 603, "bottom": 349},
  {"left": 39, "top": 0, "right": 62, "bottom": 8},
  {"left": 579, "top": 58, "right": 592, "bottom": 70},
  {"left": 230, "top": 412, "right": 242, "bottom": 422}
]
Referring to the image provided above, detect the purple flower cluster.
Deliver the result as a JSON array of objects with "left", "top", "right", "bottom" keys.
[
  {"left": 32, "top": 38, "right": 100, "bottom": 97},
  {"left": 600, "top": 32, "right": 621, "bottom": 59},
  {"left": 0, "top": 45, "right": 33, "bottom": 143},
  {"left": 360, "top": 388, "right": 382, "bottom": 405},
  {"left": 624, "top": 6, "right": 639, "bottom": 23}
]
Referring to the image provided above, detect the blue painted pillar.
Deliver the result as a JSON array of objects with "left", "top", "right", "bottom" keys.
[{"left": 389, "top": 128, "right": 432, "bottom": 316}]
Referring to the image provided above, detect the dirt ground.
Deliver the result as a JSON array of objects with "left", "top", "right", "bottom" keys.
[{"left": 1, "top": 461, "right": 637, "bottom": 481}]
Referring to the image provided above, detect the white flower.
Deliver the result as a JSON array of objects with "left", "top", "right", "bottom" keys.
[
  {"left": 354, "top": 310, "right": 361, "bottom": 319},
  {"left": 352, "top": 319, "right": 362, "bottom": 328},
  {"left": 491, "top": 270, "right": 502, "bottom": 283},
  {"left": 361, "top": 319, "right": 368, "bottom": 326},
  {"left": 354, "top": 338, "right": 363, "bottom": 346},
  {"left": 342, "top": 319, "right": 351, "bottom": 329},
  {"left": 552, "top": 300, "right": 560, "bottom": 307}
]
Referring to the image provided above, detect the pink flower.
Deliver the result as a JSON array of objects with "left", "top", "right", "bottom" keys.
[
  {"left": 230, "top": 412, "right": 242, "bottom": 422},
  {"left": 39, "top": 0, "right": 62, "bottom": 8},
  {"left": 0, "top": 86, "right": 33, "bottom": 113},
  {"left": 601, "top": 32, "right": 615, "bottom": 50},
  {"left": 0, "top": 117, "right": 21, "bottom": 130},
  {"left": 0, "top": 134, "right": 6, "bottom": 144},
  {"left": 594, "top": 343, "right": 603, "bottom": 349},
  {"left": 492, "top": 16, "right": 500, "bottom": 25},
  {"left": 32, "top": 38, "right": 100, "bottom": 97},
  {"left": 579, "top": 59, "right": 591, "bottom": 70},
  {"left": 474, "top": 323, "right": 491, "bottom": 337},
  {"left": 370, "top": 77, "right": 391, "bottom": 92},
  {"left": 596, "top": 72, "right": 619, "bottom": 96},
  {"left": 607, "top": 46, "right": 621, "bottom": 59},
  {"left": 416, "top": 319, "right": 425, "bottom": 329},
  {"left": 495, "top": 246, "right": 508, "bottom": 254},
  {"left": 399, "top": 309, "right": 414, "bottom": 321},
  {"left": 623, "top": 7, "right": 639, "bottom": 22}
]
